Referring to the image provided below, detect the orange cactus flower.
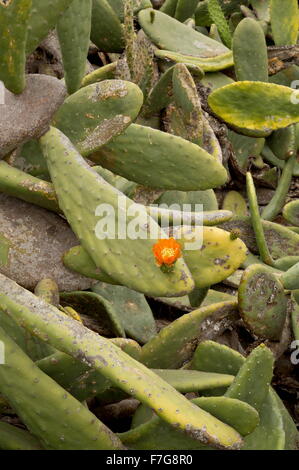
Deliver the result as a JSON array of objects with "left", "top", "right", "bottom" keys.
[{"left": 152, "top": 237, "right": 182, "bottom": 268}]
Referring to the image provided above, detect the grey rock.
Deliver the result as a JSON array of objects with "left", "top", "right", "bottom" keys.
[
  {"left": 0, "top": 194, "right": 94, "bottom": 291},
  {"left": 0, "top": 74, "right": 66, "bottom": 157}
]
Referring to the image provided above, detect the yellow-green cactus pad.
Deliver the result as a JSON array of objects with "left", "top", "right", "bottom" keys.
[
  {"left": 283, "top": 200, "right": 299, "bottom": 227},
  {"left": 270, "top": 0, "right": 299, "bottom": 46},
  {"left": 170, "top": 226, "right": 247, "bottom": 288},
  {"left": 208, "top": 81, "right": 299, "bottom": 137},
  {"left": 139, "top": 8, "right": 234, "bottom": 71},
  {"left": 40, "top": 127, "right": 195, "bottom": 298}
]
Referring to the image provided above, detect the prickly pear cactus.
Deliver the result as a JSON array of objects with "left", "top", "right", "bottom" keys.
[{"left": 0, "top": 0, "right": 298, "bottom": 452}]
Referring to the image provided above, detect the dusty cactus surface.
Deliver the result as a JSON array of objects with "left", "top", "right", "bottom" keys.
[{"left": 0, "top": 0, "right": 298, "bottom": 452}]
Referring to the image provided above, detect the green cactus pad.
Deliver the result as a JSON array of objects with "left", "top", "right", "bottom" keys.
[
  {"left": 228, "top": 131, "right": 265, "bottom": 171},
  {"left": 36, "top": 350, "right": 111, "bottom": 401},
  {"left": 119, "top": 413, "right": 214, "bottom": 450},
  {"left": 243, "top": 390, "right": 285, "bottom": 450},
  {"left": 170, "top": 226, "right": 247, "bottom": 288},
  {"left": 138, "top": 9, "right": 230, "bottom": 58},
  {"left": 52, "top": 80, "right": 143, "bottom": 156},
  {"left": 81, "top": 62, "right": 117, "bottom": 88},
  {"left": 232, "top": 18, "right": 268, "bottom": 82},
  {"left": 190, "top": 340, "right": 299, "bottom": 449},
  {"left": 225, "top": 344, "right": 274, "bottom": 410},
  {"left": 26, "top": 0, "right": 74, "bottom": 54},
  {"left": 0, "top": 275, "right": 243, "bottom": 449},
  {"left": 0, "top": 161, "right": 60, "bottom": 213},
  {"left": 63, "top": 245, "right": 118, "bottom": 285},
  {"left": 222, "top": 216, "right": 299, "bottom": 259},
  {"left": 40, "top": 127, "right": 194, "bottom": 297},
  {"left": 110, "top": 0, "right": 152, "bottom": 20},
  {"left": 34, "top": 278, "right": 60, "bottom": 307},
  {"left": 261, "top": 153, "right": 296, "bottom": 221},
  {"left": 171, "top": 63, "right": 204, "bottom": 145},
  {"left": 154, "top": 369, "right": 234, "bottom": 393},
  {"left": 174, "top": 0, "right": 199, "bottom": 22},
  {"left": 283, "top": 200, "right": 299, "bottom": 226},
  {"left": 0, "top": 326, "right": 125, "bottom": 450},
  {"left": 222, "top": 191, "right": 248, "bottom": 216},
  {"left": 270, "top": 391, "right": 299, "bottom": 450},
  {"left": 12, "top": 139, "right": 49, "bottom": 179},
  {"left": 57, "top": 0, "right": 92, "bottom": 95},
  {"left": 142, "top": 64, "right": 176, "bottom": 117},
  {"left": 156, "top": 189, "right": 218, "bottom": 212},
  {"left": 238, "top": 264, "right": 287, "bottom": 340},
  {"left": 140, "top": 300, "right": 238, "bottom": 368},
  {"left": 0, "top": 0, "right": 32, "bottom": 93},
  {"left": 120, "top": 394, "right": 258, "bottom": 449},
  {"left": 131, "top": 395, "right": 259, "bottom": 437},
  {"left": 270, "top": 0, "right": 299, "bottom": 46},
  {"left": 91, "top": 282, "right": 157, "bottom": 344},
  {"left": 200, "top": 71, "right": 234, "bottom": 90},
  {"left": 280, "top": 262, "right": 299, "bottom": 290},
  {"left": 0, "top": 309, "right": 50, "bottom": 362},
  {"left": 208, "top": 82, "right": 299, "bottom": 136},
  {"left": 0, "top": 422, "right": 44, "bottom": 450},
  {"left": 262, "top": 144, "right": 299, "bottom": 177},
  {"left": 192, "top": 396, "right": 259, "bottom": 436},
  {"left": 189, "top": 340, "right": 245, "bottom": 375},
  {"left": 208, "top": 0, "right": 232, "bottom": 48},
  {"left": 59, "top": 291, "right": 126, "bottom": 337},
  {"left": 267, "top": 126, "right": 297, "bottom": 161},
  {"left": 154, "top": 49, "right": 234, "bottom": 72},
  {"left": 91, "top": 0, "right": 125, "bottom": 52},
  {"left": 89, "top": 124, "right": 228, "bottom": 190}
]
